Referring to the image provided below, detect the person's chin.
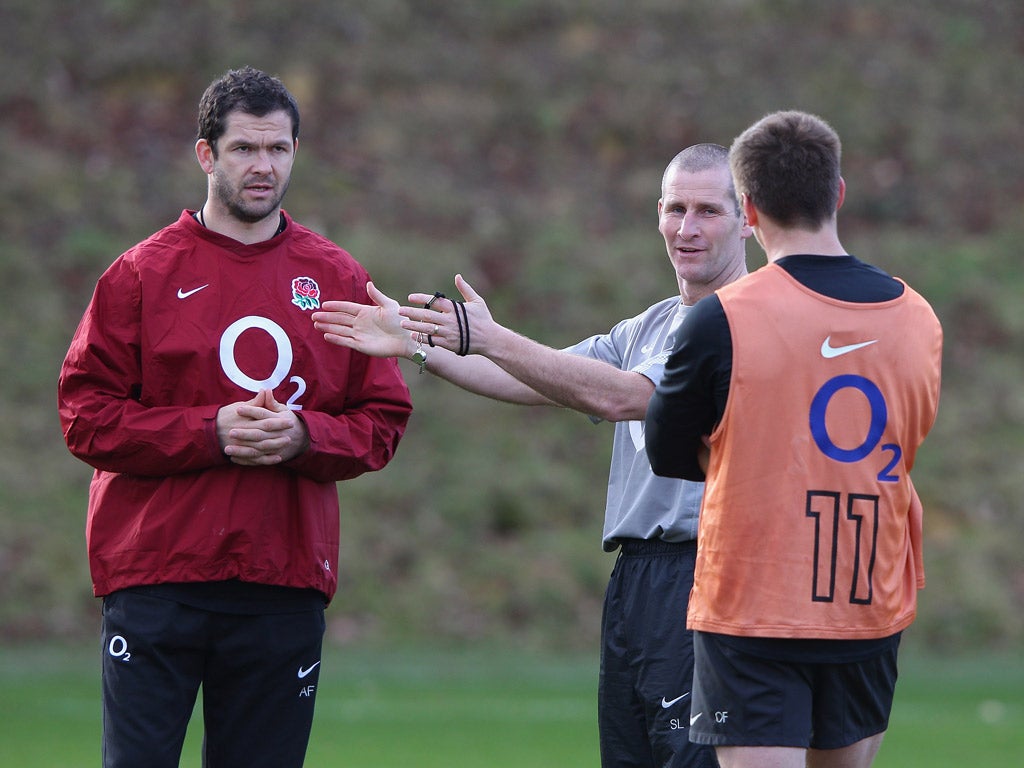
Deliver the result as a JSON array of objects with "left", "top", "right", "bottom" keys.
[{"left": 232, "top": 202, "right": 280, "bottom": 224}]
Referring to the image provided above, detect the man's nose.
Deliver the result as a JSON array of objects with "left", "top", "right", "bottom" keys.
[
  {"left": 678, "top": 213, "right": 699, "bottom": 237},
  {"left": 251, "top": 149, "right": 274, "bottom": 173}
]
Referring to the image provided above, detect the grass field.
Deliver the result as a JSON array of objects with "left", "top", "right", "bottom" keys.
[{"left": 0, "top": 644, "right": 1020, "bottom": 766}]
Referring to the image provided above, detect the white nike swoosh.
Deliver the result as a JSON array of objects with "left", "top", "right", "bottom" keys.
[
  {"left": 297, "top": 661, "right": 321, "bottom": 679},
  {"left": 820, "top": 336, "right": 878, "bottom": 358},
  {"left": 690, "top": 712, "right": 703, "bottom": 726},
  {"left": 661, "top": 692, "right": 691, "bottom": 709},
  {"left": 177, "top": 284, "right": 210, "bottom": 299}
]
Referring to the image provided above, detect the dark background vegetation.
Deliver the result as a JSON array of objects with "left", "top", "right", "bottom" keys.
[{"left": 2, "top": 0, "right": 1022, "bottom": 653}]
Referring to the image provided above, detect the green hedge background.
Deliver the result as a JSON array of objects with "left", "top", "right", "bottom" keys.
[{"left": 2, "top": 0, "right": 1022, "bottom": 652}]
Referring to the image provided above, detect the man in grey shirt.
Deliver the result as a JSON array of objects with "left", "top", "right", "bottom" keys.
[
  {"left": 563, "top": 296, "right": 705, "bottom": 549},
  {"left": 313, "top": 144, "right": 750, "bottom": 768}
]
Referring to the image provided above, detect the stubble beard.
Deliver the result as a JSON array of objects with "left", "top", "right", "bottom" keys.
[{"left": 213, "top": 168, "right": 290, "bottom": 225}]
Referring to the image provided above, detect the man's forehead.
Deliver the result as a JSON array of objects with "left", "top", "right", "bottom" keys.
[
  {"left": 662, "top": 167, "right": 734, "bottom": 202},
  {"left": 662, "top": 183, "right": 735, "bottom": 204},
  {"left": 222, "top": 110, "right": 294, "bottom": 137}
]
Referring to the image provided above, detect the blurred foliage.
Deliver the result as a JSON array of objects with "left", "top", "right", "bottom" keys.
[{"left": 2, "top": 0, "right": 1022, "bottom": 651}]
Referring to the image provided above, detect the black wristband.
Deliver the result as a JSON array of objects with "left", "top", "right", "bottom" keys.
[
  {"left": 425, "top": 292, "right": 445, "bottom": 347},
  {"left": 459, "top": 301, "right": 470, "bottom": 355},
  {"left": 452, "top": 297, "right": 465, "bottom": 355}
]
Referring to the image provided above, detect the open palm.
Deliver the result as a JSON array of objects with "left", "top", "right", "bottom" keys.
[{"left": 313, "top": 281, "right": 411, "bottom": 359}]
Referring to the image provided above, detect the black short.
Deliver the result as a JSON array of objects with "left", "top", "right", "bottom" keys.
[
  {"left": 600, "top": 539, "right": 717, "bottom": 768},
  {"left": 690, "top": 631, "right": 899, "bottom": 749}
]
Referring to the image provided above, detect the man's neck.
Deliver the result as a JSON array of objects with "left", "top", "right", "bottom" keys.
[
  {"left": 758, "top": 222, "right": 846, "bottom": 263},
  {"left": 198, "top": 204, "right": 284, "bottom": 245},
  {"left": 679, "top": 261, "right": 749, "bottom": 306}
]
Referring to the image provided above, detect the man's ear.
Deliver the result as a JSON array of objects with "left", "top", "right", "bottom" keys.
[
  {"left": 741, "top": 193, "right": 759, "bottom": 228},
  {"left": 836, "top": 177, "right": 846, "bottom": 211},
  {"left": 195, "top": 139, "right": 215, "bottom": 174}
]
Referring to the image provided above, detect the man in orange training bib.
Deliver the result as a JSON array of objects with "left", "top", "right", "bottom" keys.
[{"left": 645, "top": 110, "right": 942, "bottom": 768}]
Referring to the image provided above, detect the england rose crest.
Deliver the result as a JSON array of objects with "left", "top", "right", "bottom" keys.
[{"left": 291, "top": 276, "right": 321, "bottom": 310}]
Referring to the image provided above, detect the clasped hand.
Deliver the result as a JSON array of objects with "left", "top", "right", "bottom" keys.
[{"left": 216, "top": 389, "right": 309, "bottom": 466}]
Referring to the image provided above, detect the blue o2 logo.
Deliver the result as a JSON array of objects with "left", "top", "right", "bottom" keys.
[{"left": 809, "top": 374, "right": 901, "bottom": 482}]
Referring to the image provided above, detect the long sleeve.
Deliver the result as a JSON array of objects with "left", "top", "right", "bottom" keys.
[
  {"left": 645, "top": 295, "right": 732, "bottom": 481},
  {"left": 284, "top": 353, "right": 412, "bottom": 483},
  {"left": 59, "top": 257, "right": 228, "bottom": 476}
]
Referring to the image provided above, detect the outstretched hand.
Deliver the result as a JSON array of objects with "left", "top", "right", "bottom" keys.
[
  {"left": 399, "top": 274, "right": 497, "bottom": 356},
  {"left": 312, "top": 281, "right": 414, "bottom": 359}
]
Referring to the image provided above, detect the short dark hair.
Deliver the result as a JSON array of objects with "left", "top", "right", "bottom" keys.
[
  {"left": 729, "top": 111, "right": 841, "bottom": 230},
  {"left": 662, "top": 144, "right": 739, "bottom": 215},
  {"left": 197, "top": 66, "right": 300, "bottom": 156}
]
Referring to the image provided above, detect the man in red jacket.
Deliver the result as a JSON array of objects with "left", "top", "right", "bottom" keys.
[{"left": 58, "top": 66, "right": 412, "bottom": 768}]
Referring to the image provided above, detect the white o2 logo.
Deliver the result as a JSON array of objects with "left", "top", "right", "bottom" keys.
[
  {"left": 219, "top": 315, "right": 307, "bottom": 410},
  {"left": 108, "top": 634, "right": 131, "bottom": 662}
]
